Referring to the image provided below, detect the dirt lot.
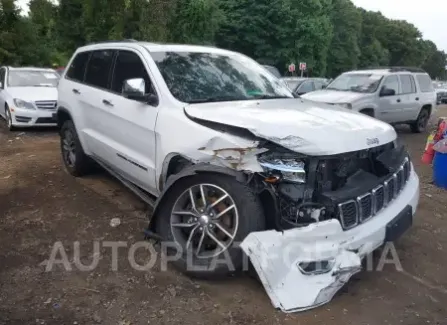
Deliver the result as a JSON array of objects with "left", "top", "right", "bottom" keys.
[{"left": 1, "top": 107, "right": 447, "bottom": 325}]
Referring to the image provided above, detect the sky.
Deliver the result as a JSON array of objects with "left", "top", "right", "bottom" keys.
[
  {"left": 351, "top": 0, "right": 446, "bottom": 52},
  {"left": 16, "top": 0, "right": 446, "bottom": 52}
]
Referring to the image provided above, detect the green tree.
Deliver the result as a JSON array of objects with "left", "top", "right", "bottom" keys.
[{"left": 326, "top": 0, "right": 362, "bottom": 77}]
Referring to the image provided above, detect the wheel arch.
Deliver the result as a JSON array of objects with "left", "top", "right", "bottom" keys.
[
  {"left": 56, "top": 106, "right": 73, "bottom": 130},
  {"left": 359, "top": 108, "right": 375, "bottom": 117},
  {"left": 148, "top": 163, "right": 249, "bottom": 234}
]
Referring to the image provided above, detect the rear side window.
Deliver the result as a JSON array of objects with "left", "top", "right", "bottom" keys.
[
  {"left": 399, "top": 75, "right": 416, "bottom": 94},
  {"left": 416, "top": 74, "right": 434, "bottom": 92},
  {"left": 66, "top": 52, "right": 90, "bottom": 82},
  {"left": 84, "top": 50, "right": 115, "bottom": 89}
]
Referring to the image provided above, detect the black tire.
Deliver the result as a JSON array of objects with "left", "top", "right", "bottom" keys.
[
  {"left": 4, "top": 105, "right": 16, "bottom": 131},
  {"left": 60, "top": 120, "right": 93, "bottom": 176},
  {"left": 410, "top": 108, "right": 430, "bottom": 133},
  {"left": 155, "top": 173, "right": 265, "bottom": 279},
  {"left": 360, "top": 109, "right": 374, "bottom": 117}
]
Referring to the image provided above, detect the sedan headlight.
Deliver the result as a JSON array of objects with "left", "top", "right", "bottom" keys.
[
  {"left": 338, "top": 103, "right": 352, "bottom": 109},
  {"left": 259, "top": 158, "right": 306, "bottom": 183},
  {"left": 13, "top": 98, "right": 36, "bottom": 110}
]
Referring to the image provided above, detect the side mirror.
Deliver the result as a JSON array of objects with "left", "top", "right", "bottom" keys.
[
  {"left": 123, "top": 78, "right": 146, "bottom": 99},
  {"left": 122, "top": 78, "right": 159, "bottom": 106},
  {"left": 380, "top": 87, "right": 396, "bottom": 97},
  {"left": 321, "top": 84, "right": 327, "bottom": 89}
]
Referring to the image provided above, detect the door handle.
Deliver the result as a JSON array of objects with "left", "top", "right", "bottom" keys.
[
  {"left": 72, "top": 89, "right": 80, "bottom": 94},
  {"left": 396, "top": 99, "right": 401, "bottom": 103},
  {"left": 415, "top": 97, "right": 419, "bottom": 101},
  {"left": 102, "top": 99, "right": 114, "bottom": 107}
]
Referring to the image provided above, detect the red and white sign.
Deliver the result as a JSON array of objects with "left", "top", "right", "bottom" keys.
[
  {"left": 299, "top": 62, "right": 307, "bottom": 71},
  {"left": 288, "top": 63, "right": 296, "bottom": 72}
]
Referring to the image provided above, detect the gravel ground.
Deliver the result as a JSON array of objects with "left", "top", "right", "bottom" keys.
[{"left": 1, "top": 107, "right": 446, "bottom": 325}]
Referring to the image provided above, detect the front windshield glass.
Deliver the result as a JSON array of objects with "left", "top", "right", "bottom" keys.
[
  {"left": 283, "top": 79, "right": 305, "bottom": 91},
  {"left": 327, "top": 73, "right": 383, "bottom": 93},
  {"left": 8, "top": 70, "right": 59, "bottom": 87},
  {"left": 150, "top": 51, "right": 293, "bottom": 103}
]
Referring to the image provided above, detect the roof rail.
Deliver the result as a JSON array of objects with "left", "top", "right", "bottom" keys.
[
  {"left": 364, "top": 66, "right": 426, "bottom": 73},
  {"left": 87, "top": 39, "right": 139, "bottom": 45}
]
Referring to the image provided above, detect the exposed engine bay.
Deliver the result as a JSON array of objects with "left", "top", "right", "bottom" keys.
[{"left": 253, "top": 141, "right": 410, "bottom": 231}]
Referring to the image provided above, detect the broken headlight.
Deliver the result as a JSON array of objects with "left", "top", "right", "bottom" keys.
[{"left": 259, "top": 158, "right": 306, "bottom": 183}]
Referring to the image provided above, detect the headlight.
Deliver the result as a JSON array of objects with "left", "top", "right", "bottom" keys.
[
  {"left": 338, "top": 103, "right": 352, "bottom": 109},
  {"left": 259, "top": 158, "right": 306, "bottom": 183},
  {"left": 13, "top": 98, "right": 36, "bottom": 110}
]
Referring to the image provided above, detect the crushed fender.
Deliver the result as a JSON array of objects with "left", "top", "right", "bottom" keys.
[{"left": 196, "top": 136, "right": 267, "bottom": 172}]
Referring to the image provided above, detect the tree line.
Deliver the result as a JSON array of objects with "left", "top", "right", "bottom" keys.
[{"left": 1, "top": 0, "right": 446, "bottom": 79}]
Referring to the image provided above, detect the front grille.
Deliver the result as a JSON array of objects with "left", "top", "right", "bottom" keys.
[
  {"left": 36, "top": 117, "right": 56, "bottom": 124},
  {"left": 35, "top": 100, "right": 57, "bottom": 110},
  {"left": 338, "top": 157, "right": 410, "bottom": 229}
]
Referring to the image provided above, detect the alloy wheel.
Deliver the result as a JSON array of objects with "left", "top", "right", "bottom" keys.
[
  {"left": 5, "top": 109, "right": 12, "bottom": 129},
  {"left": 62, "top": 130, "right": 76, "bottom": 167},
  {"left": 170, "top": 184, "right": 239, "bottom": 259}
]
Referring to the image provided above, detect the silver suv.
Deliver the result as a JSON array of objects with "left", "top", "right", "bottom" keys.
[{"left": 302, "top": 67, "right": 437, "bottom": 133}]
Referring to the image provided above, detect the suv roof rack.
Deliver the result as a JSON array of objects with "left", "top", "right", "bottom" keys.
[
  {"left": 87, "top": 39, "right": 139, "bottom": 45},
  {"left": 364, "top": 66, "right": 426, "bottom": 73}
]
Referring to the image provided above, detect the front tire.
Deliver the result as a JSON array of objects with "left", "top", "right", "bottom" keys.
[
  {"left": 410, "top": 108, "right": 430, "bottom": 133},
  {"left": 5, "top": 105, "right": 16, "bottom": 131},
  {"left": 155, "top": 173, "right": 265, "bottom": 278},
  {"left": 60, "top": 120, "right": 93, "bottom": 176}
]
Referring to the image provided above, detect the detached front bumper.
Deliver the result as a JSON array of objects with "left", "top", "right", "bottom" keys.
[
  {"left": 10, "top": 107, "right": 57, "bottom": 127},
  {"left": 241, "top": 169, "right": 419, "bottom": 313}
]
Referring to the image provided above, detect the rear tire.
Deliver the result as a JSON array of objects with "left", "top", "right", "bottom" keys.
[
  {"left": 410, "top": 108, "right": 430, "bottom": 133},
  {"left": 60, "top": 120, "right": 94, "bottom": 176},
  {"left": 155, "top": 173, "right": 265, "bottom": 279}
]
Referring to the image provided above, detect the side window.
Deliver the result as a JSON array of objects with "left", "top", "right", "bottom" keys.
[
  {"left": 84, "top": 50, "right": 115, "bottom": 89},
  {"left": 66, "top": 52, "right": 90, "bottom": 82},
  {"left": 399, "top": 75, "right": 416, "bottom": 94},
  {"left": 416, "top": 74, "right": 434, "bottom": 93},
  {"left": 297, "top": 81, "right": 314, "bottom": 93},
  {"left": 111, "top": 50, "right": 154, "bottom": 95},
  {"left": 382, "top": 75, "right": 399, "bottom": 95}
]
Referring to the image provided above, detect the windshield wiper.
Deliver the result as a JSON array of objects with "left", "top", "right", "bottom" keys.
[
  {"left": 325, "top": 87, "right": 340, "bottom": 91},
  {"left": 252, "top": 95, "right": 291, "bottom": 99},
  {"left": 187, "top": 96, "right": 246, "bottom": 104}
]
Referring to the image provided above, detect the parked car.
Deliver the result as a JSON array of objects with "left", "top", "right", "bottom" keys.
[
  {"left": 302, "top": 67, "right": 437, "bottom": 133},
  {"left": 433, "top": 81, "right": 447, "bottom": 104},
  {"left": 0, "top": 66, "right": 59, "bottom": 130},
  {"left": 56, "top": 42, "right": 419, "bottom": 312},
  {"left": 282, "top": 77, "right": 328, "bottom": 95}
]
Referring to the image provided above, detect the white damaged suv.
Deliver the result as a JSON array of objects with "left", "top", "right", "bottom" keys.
[{"left": 56, "top": 41, "right": 420, "bottom": 312}]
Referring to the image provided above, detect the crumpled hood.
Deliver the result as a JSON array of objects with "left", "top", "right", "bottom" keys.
[
  {"left": 185, "top": 98, "right": 396, "bottom": 155},
  {"left": 6, "top": 87, "right": 58, "bottom": 102},
  {"left": 301, "top": 89, "right": 365, "bottom": 103}
]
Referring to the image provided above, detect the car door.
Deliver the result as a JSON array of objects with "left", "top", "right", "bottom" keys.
[
  {"left": 378, "top": 75, "right": 402, "bottom": 123},
  {"left": 295, "top": 80, "right": 315, "bottom": 95},
  {"left": 95, "top": 49, "right": 159, "bottom": 194},
  {"left": 75, "top": 49, "right": 118, "bottom": 165},
  {"left": 0, "top": 67, "right": 6, "bottom": 118},
  {"left": 398, "top": 74, "right": 419, "bottom": 121}
]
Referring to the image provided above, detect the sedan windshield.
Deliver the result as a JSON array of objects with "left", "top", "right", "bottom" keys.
[
  {"left": 8, "top": 70, "right": 59, "bottom": 87},
  {"left": 327, "top": 74, "right": 383, "bottom": 93},
  {"left": 150, "top": 51, "right": 293, "bottom": 103},
  {"left": 283, "top": 78, "right": 305, "bottom": 91}
]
